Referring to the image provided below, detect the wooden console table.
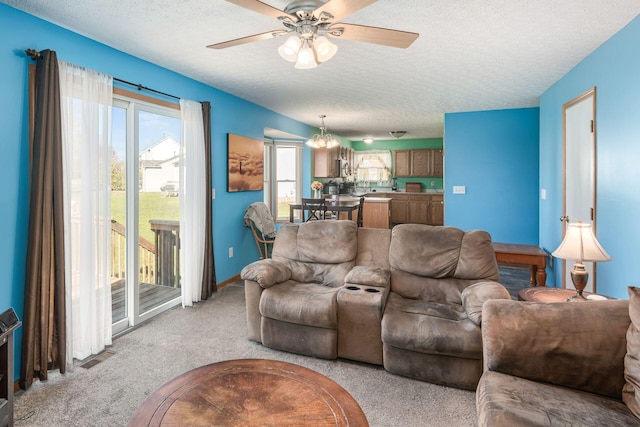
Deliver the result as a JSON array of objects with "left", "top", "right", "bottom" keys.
[
  {"left": 493, "top": 243, "right": 548, "bottom": 286},
  {"left": 129, "top": 358, "right": 368, "bottom": 426}
]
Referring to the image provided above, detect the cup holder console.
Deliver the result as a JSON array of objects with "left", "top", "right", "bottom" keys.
[
  {"left": 337, "top": 282, "right": 386, "bottom": 365},
  {"left": 345, "top": 285, "right": 381, "bottom": 293}
]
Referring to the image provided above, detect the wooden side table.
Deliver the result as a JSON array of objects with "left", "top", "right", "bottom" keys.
[
  {"left": 518, "top": 287, "right": 609, "bottom": 302},
  {"left": 493, "top": 243, "right": 548, "bottom": 286}
]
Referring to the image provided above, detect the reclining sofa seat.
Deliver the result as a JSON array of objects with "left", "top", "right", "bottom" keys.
[
  {"left": 244, "top": 220, "right": 359, "bottom": 359},
  {"left": 381, "top": 224, "right": 509, "bottom": 390},
  {"left": 241, "top": 220, "right": 510, "bottom": 390}
]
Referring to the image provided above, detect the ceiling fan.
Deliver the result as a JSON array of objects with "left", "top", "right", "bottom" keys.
[{"left": 207, "top": 0, "right": 419, "bottom": 69}]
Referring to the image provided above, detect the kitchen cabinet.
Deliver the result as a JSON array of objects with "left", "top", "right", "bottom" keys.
[
  {"left": 375, "top": 192, "right": 443, "bottom": 226},
  {"left": 389, "top": 194, "right": 409, "bottom": 224},
  {"left": 313, "top": 146, "right": 340, "bottom": 177},
  {"left": 335, "top": 197, "right": 390, "bottom": 229},
  {"left": 362, "top": 198, "right": 391, "bottom": 229},
  {"left": 428, "top": 195, "right": 444, "bottom": 225},
  {"left": 393, "top": 149, "right": 443, "bottom": 177},
  {"left": 393, "top": 150, "right": 411, "bottom": 177}
]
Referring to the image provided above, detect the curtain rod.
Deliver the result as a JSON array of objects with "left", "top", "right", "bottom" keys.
[{"left": 25, "top": 48, "right": 181, "bottom": 101}]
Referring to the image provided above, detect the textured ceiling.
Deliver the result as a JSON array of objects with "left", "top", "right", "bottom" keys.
[{"left": 4, "top": 0, "right": 640, "bottom": 140}]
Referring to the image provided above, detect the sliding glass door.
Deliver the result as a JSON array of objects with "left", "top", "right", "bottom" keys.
[{"left": 111, "top": 96, "right": 182, "bottom": 335}]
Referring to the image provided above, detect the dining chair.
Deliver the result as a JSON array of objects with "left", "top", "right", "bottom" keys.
[
  {"left": 325, "top": 194, "right": 339, "bottom": 220},
  {"left": 356, "top": 196, "right": 365, "bottom": 227},
  {"left": 301, "top": 198, "right": 327, "bottom": 221}
]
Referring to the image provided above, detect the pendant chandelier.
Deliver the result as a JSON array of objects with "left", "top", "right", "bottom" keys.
[{"left": 306, "top": 115, "right": 340, "bottom": 149}]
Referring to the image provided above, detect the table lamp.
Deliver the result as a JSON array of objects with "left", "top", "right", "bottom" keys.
[{"left": 552, "top": 222, "right": 611, "bottom": 301}]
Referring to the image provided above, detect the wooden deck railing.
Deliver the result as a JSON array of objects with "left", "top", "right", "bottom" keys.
[{"left": 110, "top": 219, "right": 181, "bottom": 289}]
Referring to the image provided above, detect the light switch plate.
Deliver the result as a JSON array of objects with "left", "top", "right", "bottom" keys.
[{"left": 453, "top": 185, "right": 466, "bottom": 194}]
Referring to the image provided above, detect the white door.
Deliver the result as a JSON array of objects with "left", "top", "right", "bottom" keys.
[{"left": 562, "top": 88, "right": 597, "bottom": 292}]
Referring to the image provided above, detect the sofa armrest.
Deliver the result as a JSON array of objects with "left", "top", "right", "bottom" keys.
[
  {"left": 344, "top": 265, "right": 390, "bottom": 288},
  {"left": 240, "top": 259, "right": 291, "bottom": 288},
  {"left": 461, "top": 281, "right": 510, "bottom": 325},
  {"left": 482, "top": 298, "right": 630, "bottom": 399}
]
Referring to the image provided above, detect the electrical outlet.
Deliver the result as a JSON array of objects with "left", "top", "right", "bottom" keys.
[
  {"left": 541, "top": 188, "right": 546, "bottom": 200},
  {"left": 228, "top": 247, "right": 233, "bottom": 258},
  {"left": 212, "top": 188, "right": 216, "bottom": 199}
]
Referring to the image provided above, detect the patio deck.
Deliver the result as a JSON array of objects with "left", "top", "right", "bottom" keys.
[{"left": 111, "top": 280, "right": 180, "bottom": 321}]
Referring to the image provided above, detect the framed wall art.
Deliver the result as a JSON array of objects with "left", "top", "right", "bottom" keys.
[{"left": 227, "top": 133, "right": 264, "bottom": 192}]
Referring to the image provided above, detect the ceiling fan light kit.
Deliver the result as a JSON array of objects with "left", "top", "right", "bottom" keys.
[{"left": 210, "top": 0, "right": 419, "bottom": 69}]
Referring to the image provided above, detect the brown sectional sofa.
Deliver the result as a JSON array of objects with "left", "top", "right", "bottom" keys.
[
  {"left": 477, "top": 297, "right": 640, "bottom": 426},
  {"left": 241, "top": 220, "right": 511, "bottom": 390}
]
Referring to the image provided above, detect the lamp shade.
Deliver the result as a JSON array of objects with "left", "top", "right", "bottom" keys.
[
  {"left": 552, "top": 222, "right": 611, "bottom": 262},
  {"left": 314, "top": 36, "right": 337, "bottom": 62},
  {"left": 278, "top": 36, "right": 301, "bottom": 62},
  {"left": 295, "top": 42, "right": 318, "bottom": 69}
]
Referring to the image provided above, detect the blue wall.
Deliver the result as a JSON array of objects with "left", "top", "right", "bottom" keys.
[
  {"left": 539, "top": 14, "right": 640, "bottom": 298},
  {"left": 444, "top": 108, "right": 540, "bottom": 244},
  {"left": 0, "top": 4, "right": 311, "bottom": 379}
]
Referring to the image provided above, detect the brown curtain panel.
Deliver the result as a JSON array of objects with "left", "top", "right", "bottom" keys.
[
  {"left": 200, "top": 101, "right": 217, "bottom": 299},
  {"left": 21, "top": 49, "right": 67, "bottom": 390}
]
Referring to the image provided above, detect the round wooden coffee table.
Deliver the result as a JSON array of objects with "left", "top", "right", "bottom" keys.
[
  {"left": 128, "top": 359, "right": 368, "bottom": 426},
  {"left": 518, "top": 287, "right": 608, "bottom": 302}
]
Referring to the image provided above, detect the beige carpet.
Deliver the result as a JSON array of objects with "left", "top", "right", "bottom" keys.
[{"left": 14, "top": 280, "right": 484, "bottom": 427}]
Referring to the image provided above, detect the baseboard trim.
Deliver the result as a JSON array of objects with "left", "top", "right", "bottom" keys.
[{"left": 217, "top": 274, "right": 241, "bottom": 290}]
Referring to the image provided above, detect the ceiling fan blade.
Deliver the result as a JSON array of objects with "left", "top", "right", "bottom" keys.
[
  {"left": 315, "top": 0, "right": 379, "bottom": 22},
  {"left": 331, "top": 23, "right": 419, "bottom": 48},
  {"left": 225, "top": 0, "right": 297, "bottom": 20},
  {"left": 207, "top": 30, "right": 287, "bottom": 49}
]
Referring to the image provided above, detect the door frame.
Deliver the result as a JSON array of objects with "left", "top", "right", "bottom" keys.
[{"left": 561, "top": 87, "right": 598, "bottom": 291}]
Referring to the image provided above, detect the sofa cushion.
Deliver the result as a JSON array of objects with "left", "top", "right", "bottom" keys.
[
  {"left": 344, "top": 265, "right": 390, "bottom": 288},
  {"left": 483, "top": 299, "right": 630, "bottom": 400},
  {"left": 477, "top": 371, "right": 639, "bottom": 427},
  {"left": 623, "top": 286, "right": 640, "bottom": 419},
  {"left": 272, "top": 221, "right": 357, "bottom": 287},
  {"left": 389, "top": 224, "right": 463, "bottom": 278},
  {"left": 260, "top": 281, "right": 339, "bottom": 329},
  {"left": 381, "top": 293, "right": 481, "bottom": 358}
]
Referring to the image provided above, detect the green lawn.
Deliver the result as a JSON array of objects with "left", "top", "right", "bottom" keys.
[{"left": 111, "top": 191, "right": 179, "bottom": 242}]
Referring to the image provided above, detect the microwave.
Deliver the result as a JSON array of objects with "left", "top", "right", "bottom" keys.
[{"left": 337, "top": 159, "right": 351, "bottom": 178}]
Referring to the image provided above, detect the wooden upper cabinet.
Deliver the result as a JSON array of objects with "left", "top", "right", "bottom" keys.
[
  {"left": 393, "top": 149, "right": 443, "bottom": 177},
  {"left": 314, "top": 146, "right": 340, "bottom": 177},
  {"left": 393, "top": 150, "right": 411, "bottom": 177},
  {"left": 430, "top": 149, "right": 444, "bottom": 177},
  {"left": 411, "top": 150, "right": 430, "bottom": 176}
]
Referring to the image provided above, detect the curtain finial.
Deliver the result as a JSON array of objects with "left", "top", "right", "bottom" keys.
[{"left": 25, "top": 49, "right": 41, "bottom": 60}]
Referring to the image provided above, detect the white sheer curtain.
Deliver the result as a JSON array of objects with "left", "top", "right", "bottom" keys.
[
  {"left": 58, "top": 60, "right": 113, "bottom": 367},
  {"left": 179, "top": 99, "right": 206, "bottom": 307}
]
